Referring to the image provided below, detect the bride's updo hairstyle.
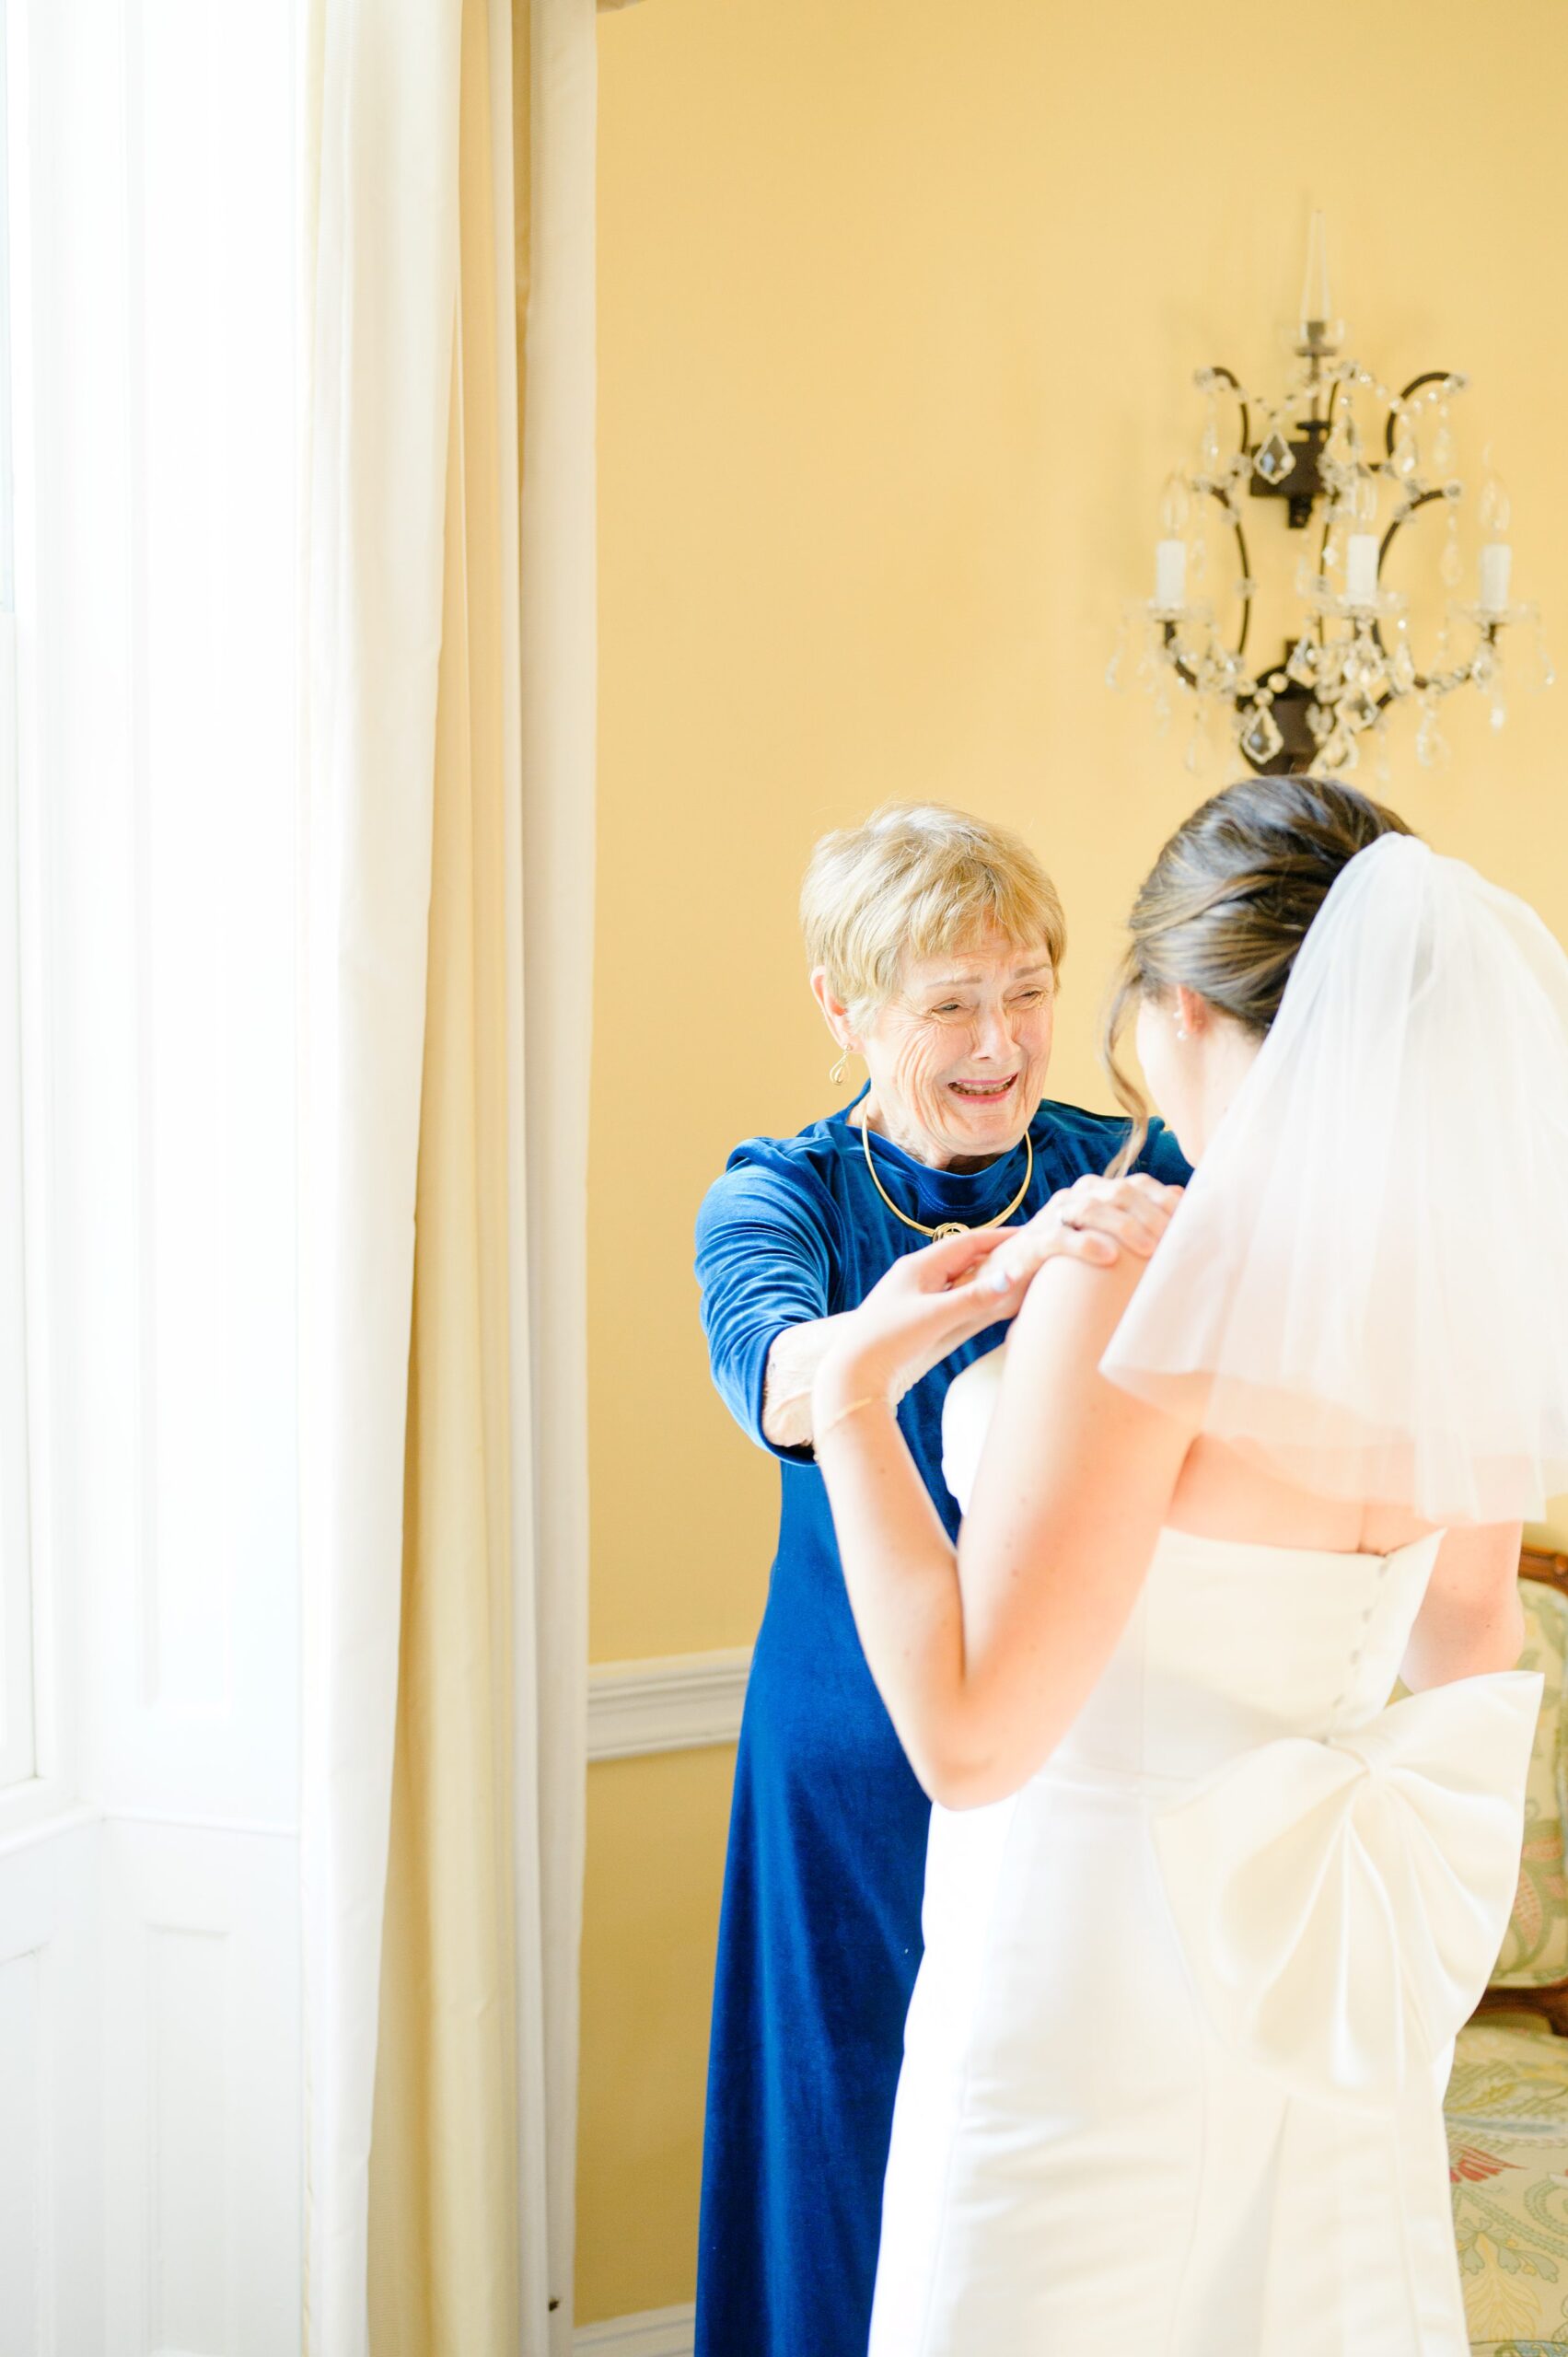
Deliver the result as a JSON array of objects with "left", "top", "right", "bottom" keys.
[{"left": 1104, "top": 774, "right": 1414, "bottom": 1175}]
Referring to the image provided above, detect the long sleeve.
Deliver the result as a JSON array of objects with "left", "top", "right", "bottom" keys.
[{"left": 695, "top": 1155, "right": 841, "bottom": 1461}]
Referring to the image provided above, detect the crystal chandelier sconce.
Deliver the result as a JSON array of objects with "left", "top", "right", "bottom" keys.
[{"left": 1109, "top": 215, "right": 1554, "bottom": 777}]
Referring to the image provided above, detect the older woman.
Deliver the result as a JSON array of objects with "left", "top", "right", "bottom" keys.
[{"left": 691, "top": 804, "right": 1189, "bottom": 2357}]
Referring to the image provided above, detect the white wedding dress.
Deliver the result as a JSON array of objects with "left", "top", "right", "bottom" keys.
[{"left": 867, "top": 1345, "right": 1543, "bottom": 2357}]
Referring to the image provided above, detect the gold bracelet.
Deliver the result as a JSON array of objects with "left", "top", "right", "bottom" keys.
[{"left": 813, "top": 1392, "right": 892, "bottom": 1446}]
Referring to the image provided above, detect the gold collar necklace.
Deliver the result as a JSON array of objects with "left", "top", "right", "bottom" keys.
[{"left": 856, "top": 1110, "right": 1033, "bottom": 1242}]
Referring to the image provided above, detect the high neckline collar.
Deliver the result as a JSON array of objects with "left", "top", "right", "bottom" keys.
[{"left": 829, "top": 1086, "right": 1035, "bottom": 1215}]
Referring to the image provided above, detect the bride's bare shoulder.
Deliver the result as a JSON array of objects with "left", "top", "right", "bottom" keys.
[{"left": 1011, "top": 1235, "right": 1155, "bottom": 1353}]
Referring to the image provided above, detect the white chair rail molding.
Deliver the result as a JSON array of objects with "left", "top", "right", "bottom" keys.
[{"left": 587, "top": 1651, "right": 750, "bottom": 1763}]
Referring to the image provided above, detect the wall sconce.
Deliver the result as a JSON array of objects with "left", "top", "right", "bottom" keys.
[{"left": 1110, "top": 215, "right": 1553, "bottom": 777}]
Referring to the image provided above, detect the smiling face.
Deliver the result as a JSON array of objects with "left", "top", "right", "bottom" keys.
[{"left": 823, "top": 932, "right": 1057, "bottom": 1168}]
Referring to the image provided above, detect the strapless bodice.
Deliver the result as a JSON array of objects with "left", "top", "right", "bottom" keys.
[{"left": 944, "top": 1341, "right": 1442, "bottom": 1771}]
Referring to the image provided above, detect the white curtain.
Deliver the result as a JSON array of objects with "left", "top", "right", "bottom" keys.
[
  {"left": 516, "top": 6, "right": 598, "bottom": 2350},
  {"left": 297, "top": 2, "right": 597, "bottom": 2350}
]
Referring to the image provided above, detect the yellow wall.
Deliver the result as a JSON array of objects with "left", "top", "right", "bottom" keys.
[{"left": 582, "top": 0, "right": 1568, "bottom": 2321}]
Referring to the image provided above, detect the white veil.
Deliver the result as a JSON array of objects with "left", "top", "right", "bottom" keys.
[{"left": 1100, "top": 831, "right": 1568, "bottom": 1525}]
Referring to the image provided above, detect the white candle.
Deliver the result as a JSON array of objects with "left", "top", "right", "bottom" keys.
[
  {"left": 1345, "top": 533, "right": 1380, "bottom": 605},
  {"left": 1156, "top": 539, "right": 1187, "bottom": 609},
  {"left": 1480, "top": 541, "right": 1513, "bottom": 613}
]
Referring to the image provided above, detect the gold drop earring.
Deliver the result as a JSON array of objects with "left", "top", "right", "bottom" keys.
[{"left": 830, "top": 1046, "right": 853, "bottom": 1086}]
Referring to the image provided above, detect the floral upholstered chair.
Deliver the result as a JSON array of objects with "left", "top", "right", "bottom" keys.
[{"left": 1446, "top": 1545, "right": 1568, "bottom": 2355}]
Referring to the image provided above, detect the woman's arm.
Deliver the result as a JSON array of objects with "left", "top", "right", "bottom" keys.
[
  {"left": 695, "top": 1159, "right": 838, "bottom": 1462},
  {"left": 761, "top": 1314, "right": 853, "bottom": 1449},
  {"left": 1400, "top": 1523, "right": 1527, "bottom": 1690},
  {"left": 815, "top": 1225, "right": 1191, "bottom": 1809}
]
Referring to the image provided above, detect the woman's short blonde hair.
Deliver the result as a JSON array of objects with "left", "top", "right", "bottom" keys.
[{"left": 800, "top": 803, "right": 1067, "bottom": 1023}]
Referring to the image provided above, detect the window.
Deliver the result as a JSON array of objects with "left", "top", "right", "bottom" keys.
[{"left": 0, "top": 0, "right": 36, "bottom": 1793}]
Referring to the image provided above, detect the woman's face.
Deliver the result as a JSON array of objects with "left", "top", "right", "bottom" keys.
[{"left": 854, "top": 934, "right": 1056, "bottom": 1168}]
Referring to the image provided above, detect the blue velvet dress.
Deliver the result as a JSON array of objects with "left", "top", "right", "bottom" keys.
[{"left": 691, "top": 1092, "right": 1190, "bottom": 2357}]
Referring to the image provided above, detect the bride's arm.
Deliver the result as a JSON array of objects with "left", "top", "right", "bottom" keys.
[
  {"left": 1400, "top": 1522, "right": 1527, "bottom": 1690},
  {"left": 816, "top": 1248, "right": 1192, "bottom": 1811}
]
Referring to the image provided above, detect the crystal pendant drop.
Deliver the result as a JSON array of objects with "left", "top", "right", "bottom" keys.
[
  {"left": 1341, "top": 686, "right": 1380, "bottom": 732},
  {"left": 1306, "top": 701, "right": 1332, "bottom": 745},
  {"left": 1200, "top": 400, "right": 1224, "bottom": 479},
  {"left": 1391, "top": 424, "right": 1419, "bottom": 480},
  {"left": 1107, "top": 610, "right": 1132, "bottom": 691},
  {"left": 1470, "top": 641, "right": 1498, "bottom": 690},
  {"left": 1135, "top": 611, "right": 1164, "bottom": 691},
  {"left": 1440, "top": 525, "right": 1465, "bottom": 590},
  {"left": 1322, "top": 727, "right": 1358, "bottom": 773},
  {"left": 1253, "top": 430, "right": 1295, "bottom": 485},
  {"left": 1488, "top": 688, "right": 1508, "bottom": 732},
  {"left": 1480, "top": 472, "right": 1513, "bottom": 535},
  {"left": 1239, "top": 702, "right": 1284, "bottom": 765},
  {"left": 1415, "top": 702, "right": 1450, "bottom": 770},
  {"left": 1389, "top": 638, "right": 1417, "bottom": 694},
  {"left": 1344, "top": 635, "right": 1382, "bottom": 690},
  {"left": 1432, "top": 410, "right": 1456, "bottom": 472},
  {"left": 1286, "top": 635, "right": 1319, "bottom": 687},
  {"left": 1374, "top": 723, "right": 1393, "bottom": 786}
]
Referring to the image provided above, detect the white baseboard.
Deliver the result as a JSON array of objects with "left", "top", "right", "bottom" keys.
[
  {"left": 574, "top": 2303, "right": 696, "bottom": 2355},
  {"left": 587, "top": 1649, "right": 749, "bottom": 1762}
]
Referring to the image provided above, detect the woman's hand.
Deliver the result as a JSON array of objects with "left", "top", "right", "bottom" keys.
[
  {"left": 811, "top": 1174, "right": 1185, "bottom": 1434},
  {"left": 813, "top": 1228, "right": 1028, "bottom": 1432},
  {"left": 976, "top": 1173, "right": 1183, "bottom": 1298}
]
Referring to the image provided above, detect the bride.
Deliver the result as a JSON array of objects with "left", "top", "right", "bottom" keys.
[{"left": 811, "top": 772, "right": 1568, "bottom": 2354}]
